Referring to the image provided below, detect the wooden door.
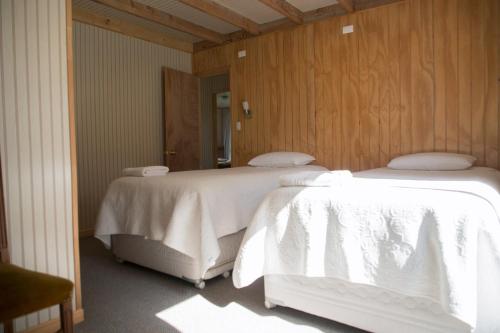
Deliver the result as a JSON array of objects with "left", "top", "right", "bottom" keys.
[{"left": 163, "top": 68, "right": 200, "bottom": 171}]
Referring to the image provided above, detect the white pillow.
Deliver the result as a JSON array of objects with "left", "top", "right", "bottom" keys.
[
  {"left": 387, "top": 152, "right": 476, "bottom": 171},
  {"left": 248, "top": 152, "right": 315, "bottom": 167}
]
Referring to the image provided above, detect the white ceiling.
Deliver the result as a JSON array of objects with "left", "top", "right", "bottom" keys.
[
  {"left": 212, "top": 0, "right": 338, "bottom": 24},
  {"left": 137, "top": 0, "right": 239, "bottom": 34},
  {"left": 212, "top": 0, "right": 283, "bottom": 25},
  {"left": 73, "top": 0, "right": 339, "bottom": 42}
]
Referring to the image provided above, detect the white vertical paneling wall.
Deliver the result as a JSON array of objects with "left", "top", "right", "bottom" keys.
[
  {"left": 0, "top": 0, "right": 75, "bottom": 331},
  {"left": 200, "top": 74, "right": 229, "bottom": 169},
  {"left": 73, "top": 22, "right": 192, "bottom": 234}
]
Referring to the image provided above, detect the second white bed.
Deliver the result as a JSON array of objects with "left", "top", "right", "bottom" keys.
[{"left": 233, "top": 167, "right": 500, "bottom": 332}]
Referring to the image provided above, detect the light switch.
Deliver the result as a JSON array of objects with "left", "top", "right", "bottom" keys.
[
  {"left": 238, "top": 50, "right": 246, "bottom": 58},
  {"left": 236, "top": 121, "right": 241, "bottom": 131},
  {"left": 342, "top": 25, "right": 354, "bottom": 34}
]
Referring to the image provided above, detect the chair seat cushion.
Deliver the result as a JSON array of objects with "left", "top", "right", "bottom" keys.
[{"left": 0, "top": 263, "right": 73, "bottom": 321}]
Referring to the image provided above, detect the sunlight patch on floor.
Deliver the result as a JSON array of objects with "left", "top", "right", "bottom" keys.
[{"left": 156, "top": 294, "right": 323, "bottom": 333}]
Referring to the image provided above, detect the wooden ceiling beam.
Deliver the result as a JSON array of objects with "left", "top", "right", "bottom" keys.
[
  {"left": 90, "top": 0, "right": 225, "bottom": 43},
  {"left": 73, "top": 7, "right": 193, "bottom": 53},
  {"left": 177, "top": 0, "right": 261, "bottom": 35},
  {"left": 193, "top": 0, "right": 404, "bottom": 52},
  {"left": 337, "top": 0, "right": 354, "bottom": 13},
  {"left": 194, "top": 3, "right": 345, "bottom": 52},
  {"left": 258, "top": 0, "right": 303, "bottom": 24}
]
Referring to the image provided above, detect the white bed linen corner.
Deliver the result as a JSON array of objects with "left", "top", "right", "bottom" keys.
[
  {"left": 95, "top": 165, "right": 327, "bottom": 275},
  {"left": 232, "top": 167, "right": 500, "bottom": 331}
]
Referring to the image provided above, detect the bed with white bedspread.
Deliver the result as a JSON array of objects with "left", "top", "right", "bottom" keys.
[
  {"left": 233, "top": 167, "right": 500, "bottom": 332},
  {"left": 95, "top": 165, "right": 327, "bottom": 287}
]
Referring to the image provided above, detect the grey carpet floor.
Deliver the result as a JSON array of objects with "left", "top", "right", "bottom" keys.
[{"left": 76, "top": 238, "right": 366, "bottom": 333}]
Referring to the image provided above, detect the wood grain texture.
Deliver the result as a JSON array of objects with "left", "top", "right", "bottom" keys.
[
  {"left": 193, "top": 1, "right": 405, "bottom": 52},
  {"left": 178, "top": 0, "right": 260, "bottom": 35},
  {"left": 65, "top": 0, "right": 82, "bottom": 312},
  {"left": 433, "top": 0, "right": 457, "bottom": 152},
  {"left": 164, "top": 68, "right": 201, "bottom": 171},
  {"left": 484, "top": 0, "right": 498, "bottom": 169},
  {"left": 193, "top": 0, "right": 500, "bottom": 170},
  {"left": 399, "top": 0, "right": 412, "bottom": 156},
  {"left": 73, "top": 7, "right": 193, "bottom": 53},
  {"left": 313, "top": 20, "right": 328, "bottom": 167},
  {"left": 457, "top": 0, "right": 472, "bottom": 156},
  {"left": 338, "top": 0, "right": 354, "bottom": 12},
  {"left": 471, "top": 0, "right": 486, "bottom": 165},
  {"left": 90, "top": 0, "right": 226, "bottom": 43},
  {"left": 410, "top": 0, "right": 434, "bottom": 153},
  {"left": 258, "top": 0, "right": 303, "bottom": 24}
]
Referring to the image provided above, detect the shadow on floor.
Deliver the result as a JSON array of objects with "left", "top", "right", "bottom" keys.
[{"left": 76, "top": 237, "right": 365, "bottom": 333}]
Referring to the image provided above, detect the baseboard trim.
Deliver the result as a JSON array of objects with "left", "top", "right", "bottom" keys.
[
  {"left": 22, "top": 308, "right": 84, "bottom": 333},
  {"left": 79, "top": 228, "right": 94, "bottom": 238}
]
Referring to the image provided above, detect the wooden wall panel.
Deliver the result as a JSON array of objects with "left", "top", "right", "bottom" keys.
[
  {"left": 340, "top": 14, "right": 361, "bottom": 170},
  {"left": 193, "top": 0, "right": 500, "bottom": 170},
  {"left": 387, "top": 3, "right": 401, "bottom": 161},
  {"left": 329, "top": 19, "right": 343, "bottom": 171},
  {"left": 313, "top": 20, "right": 328, "bottom": 167},
  {"left": 484, "top": 0, "right": 499, "bottom": 169},
  {"left": 457, "top": 0, "right": 472, "bottom": 156},
  {"left": 410, "top": 0, "right": 435, "bottom": 153},
  {"left": 399, "top": 0, "right": 412, "bottom": 156},
  {"left": 471, "top": 0, "right": 487, "bottom": 166},
  {"left": 434, "top": 0, "right": 459, "bottom": 153}
]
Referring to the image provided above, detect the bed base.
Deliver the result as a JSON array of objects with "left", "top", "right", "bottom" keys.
[
  {"left": 264, "top": 275, "right": 469, "bottom": 333},
  {"left": 111, "top": 230, "right": 244, "bottom": 288},
  {"left": 263, "top": 233, "right": 500, "bottom": 333}
]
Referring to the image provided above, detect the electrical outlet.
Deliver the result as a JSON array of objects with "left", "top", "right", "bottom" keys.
[
  {"left": 342, "top": 25, "right": 354, "bottom": 34},
  {"left": 238, "top": 50, "right": 246, "bottom": 58}
]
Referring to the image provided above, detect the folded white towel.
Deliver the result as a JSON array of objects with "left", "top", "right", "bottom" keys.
[
  {"left": 122, "top": 166, "right": 169, "bottom": 177},
  {"left": 280, "top": 170, "right": 352, "bottom": 187}
]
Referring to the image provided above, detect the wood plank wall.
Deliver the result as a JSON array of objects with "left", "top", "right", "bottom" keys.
[{"left": 193, "top": 0, "right": 500, "bottom": 170}]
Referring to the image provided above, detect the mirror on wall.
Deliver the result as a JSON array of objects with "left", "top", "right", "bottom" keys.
[{"left": 213, "top": 91, "right": 231, "bottom": 168}]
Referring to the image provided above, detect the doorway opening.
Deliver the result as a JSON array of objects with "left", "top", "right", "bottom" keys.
[
  {"left": 200, "top": 73, "right": 230, "bottom": 169},
  {"left": 213, "top": 91, "right": 231, "bottom": 168}
]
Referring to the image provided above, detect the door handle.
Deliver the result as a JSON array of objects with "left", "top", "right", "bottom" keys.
[{"left": 165, "top": 150, "right": 177, "bottom": 156}]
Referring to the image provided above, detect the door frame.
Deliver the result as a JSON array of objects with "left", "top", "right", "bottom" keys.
[
  {"left": 212, "top": 92, "right": 218, "bottom": 168},
  {"left": 213, "top": 68, "right": 235, "bottom": 168},
  {"left": 66, "top": 0, "right": 83, "bottom": 315},
  {"left": 211, "top": 91, "right": 231, "bottom": 169},
  {"left": 197, "top": 68, "right": 232, "bottom": 169}
]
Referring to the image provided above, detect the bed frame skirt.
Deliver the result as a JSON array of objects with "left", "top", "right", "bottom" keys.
[
  {"left": 111, "top": 230, "right": 245, "bottom": 288},
  {"left": 264, "top": 275, "right": 470, "bottom": 333},
  {"left": 263, "top": 232, "right": 499, "bottom": 333}
]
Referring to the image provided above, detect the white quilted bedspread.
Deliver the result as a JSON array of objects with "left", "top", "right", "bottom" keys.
[
  {"left": 233, "top": 167, "right": 500, "bottom": 329},
  {"left": 94, "top": 165, "right": 326, "bottom": 274}
]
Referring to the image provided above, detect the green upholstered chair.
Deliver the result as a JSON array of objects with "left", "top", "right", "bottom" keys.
[{"left": 0, "top": 155, "right": 74, "bottom": 333}]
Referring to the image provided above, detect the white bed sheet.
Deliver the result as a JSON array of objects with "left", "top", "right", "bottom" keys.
[
  {"left": 95, "top": 165, "right": 327, "bottom": 274},
  {"left": 233, "top": 167, "right": 500, "bottom": 330}
]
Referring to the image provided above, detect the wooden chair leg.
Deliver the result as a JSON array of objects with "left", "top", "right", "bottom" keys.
[
  {"left": 3, "top": 320, "right": 14, "bottom": 333},
  {"left": 58, "top": 298, "right": 73, "bottom": 333}
]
